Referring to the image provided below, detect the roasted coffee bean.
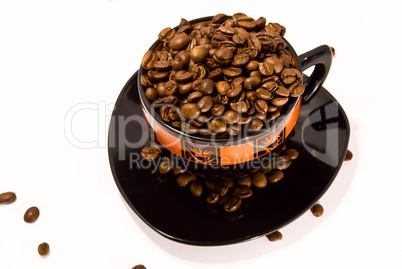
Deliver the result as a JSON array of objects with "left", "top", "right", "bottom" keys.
[
  {"left": 267, "top": 170, "right": 284, "bottom": 183},
  {"left": 0, "top": 192, "right": 16, "bottom": 204},
  {"left": 232, "top": 185, "right": 253, "bottom": 199},
  {"left": 271, "top": 96, "right": 288, "bottom": 107},
  {"left": 266, "top": 231, "right": 282, "bottom": 242},
  {"left": 181, "top": 103, "right": 201, "bottom": 119},
  {"left": 236, "top": 176, "right": 252, "bottom": 187},
  {"left": 264, "top": 55, "right": 283, "bottom": 74},
  {"left": 252, "top": 171, "right": 267, "bottom": 188},
  {"left": 199, "top": 78, "right": 215, "bottom": 94},
  {"left": 274, "top": 86, "right": 289, "bottom": 97},
  {"left": 222, "top": 110, "right": 240, "bottom": 124},
  {"left": 311, "top": 204, "right": 324, "bottom": 217},
  {"left": 246, "top": 91, "right": 257, "bottom": 101},
  {"left": 159, "top": 106, "right": 170, "bottom": 122},
  {"left": 140, "top": 75, "right": 154, "bottom": 87},
  {"left": 238, "top": 114, "right": 251, "bottom": 125},
  {"left": 344, "top": 149, "right": 353, "bottom": 161},
  {"left": 158, "top": 157, "right": 174, "bottom": 174},
  {"left": 259, "top": 61, "right": 274, "bottom": 76},
  {"left": 267, "top": 110, "right": 280, "bottom": 122},
  {"left": 216, "top": 80, "right": 230, "bottom": 95},
  {"left": 281, "top": 68, "right": 302, "bottom": 84},
  {"left": 256, "top": 88, "right": 273, "bottom": 100},
  {"left": 213, "top": 47, "right": 234, "bottom": 65},
  {"left": 196, "top": 96, "right": 214, "bottom": 113},
  {"left": 209, "top": 119, "right": 227, "bottom": 133},
  {"left": 275, "top": 155, "right": 292, "bottom": 170},
  {"left": 211, "top": 104, "right": 225, "bottom": 116},
  {"left": 170, "top": 34, "right": 191, "bottom": 50},
  {"left": 289, "top": 83, "right": 305, "bottom": 97},
  {"left": 223, "top": 196, "right": 242, "bottom": 213},
  {"left": 38, "top": 242, "right": 50, "bottom": 256},
  {"left": 227, "top": 84, "right": 243, "bottom": 98},
  {"left": 153, "top": 60, "right": 171, "bottom": 71},
  {"left": 177, "top": 174, "right": 197, "bottom": 187},
  {"left": 284, "top": 149, "right": 299, "bottom": 160},
  {"left": 261, "top": 81, "right": 278, "bottom": 92},
  {"left": 141, "top": 50, "right": 158, "bottom": 70},
  {"left": 232, "top": 53, "right": 250, "bottom": 66},
  {"left": 227, "top": 124, "right": 241, "bottom": 136},
  {"left": 330, "top": 46, "right": 335, "bottom": 56},
  {"left": 223, "top": 66, "right": 243, "bottom": 78},
  {"left": 158, "top": 27, "right": 176, "bottom": 42},
  {"left": 246, "top": 60, "right": 260, "bottom": 71},
  {"left": 145, "top": 87, "right": 158, "bottom": 101},
  {"left": 230, "top": 100, "right": 248, "bottom": 113},
  {"left": 247, "top": 118, "right": 263, "bottom": 131},
  {"left": 187, "top": 91, "right": 203, "bottom": 103},
  {"left": 140, "top": 146, "right": 161, "bottom": 161},
  {"left": 181, "top": 122, "right": 198, "bottom": 134},
  {"left": 211, "top": 13, "right": 228, "bottom": 24},
  {"left": 219, "top": 180, "right": 233, "bottom": 197},
  {"left": 207, "top": 68, "right": 223, "bottom": 80},
  {"left": 190, "top": 45, "right": 209, "bottom": 63},
  {"left": 24, "top": 206, "right": 40, "bottom": 223},
  {"left": 173, "top": 167, "right": 186, "bottom": 176},
  {"left": 255, "top": 99, "right": 268, "bottom": 114},
  {"left": 190, "top": 181, "right": 203, "bottom": 197},
  {"left": 132, "top": 265, "right": 146, "bottom": 269},
  {"left": 206, "top": 193, "right": 220, "bottom": 204},
  {"left": 175, "top": 70, "right": 193, "bottom": 83},
  {"left": 237, "top": 16, "right": 257, "bottom": 31},
  {"left": 191, "top": 63, "right": 207, "bottom": 80},
  {"left": 164, "top": 80, "right": 178, "bottom": 95},
  {"left": 243, "top": 76, "right": 261, "bottom": 90}
]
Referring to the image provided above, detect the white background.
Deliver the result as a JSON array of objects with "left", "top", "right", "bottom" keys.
[{"left": 1, "top": 0, "right": 401, "bottom": 268}]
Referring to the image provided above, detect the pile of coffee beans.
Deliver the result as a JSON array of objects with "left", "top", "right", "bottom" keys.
[
  {"left": 141, "top": 143, "right": 298, "bottom": 213},
  {"left": 141, "top": 13, "right": 304, "bottom": 137}
]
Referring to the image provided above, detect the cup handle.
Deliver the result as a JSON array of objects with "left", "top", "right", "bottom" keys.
[{"left": 299, "top": 45, "right": 333, "bottom": 103}]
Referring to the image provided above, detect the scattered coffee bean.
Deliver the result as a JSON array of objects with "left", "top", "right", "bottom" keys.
[
  {"left": 158, "top": 157, "right": 174, "bottom": 174},
  {"left": 344, "top": 149, "right": 353, "bottom": 161},
  {"left": 266, "top": 231, "right": 282, "bottom": 242},
  {"left": 24, "top": 206, "right": 40, "bottom": 223},
  {"left": 252, "top": 171, "right": 268, "bottom": 188},
  {"left": 267, "top": 170, "right": 284, "bottom": 183},
  {"left": 132, "top": 265, "right": 146, "bottom": 269},
  {"left": 140, "top": 146, "right": 161, "bottom": 161},
  {"left": 284, "top": 148, "right": 299, "bottom": 160},
  {"left": 38, "top": 242, "right": 50, "bottom": 256},
  {"left": 0, "top": 191, "right": 17, "bottom": 204},
  {"left": 176, "top": 174, "right": 197, "bottom": 187},
  {"left": 189, "top": 181, "right": 203, "bottom": 197},
  {"left": 311, "top": 203, "right": 324, "bottom": 217},
  {"left": 223, "top": 196, "right": 242, "bottom": 213}
]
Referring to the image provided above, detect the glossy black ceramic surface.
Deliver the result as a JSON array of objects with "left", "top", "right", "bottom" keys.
[{"left": 108, "top": 71, "right": 350, "bottom": 246}]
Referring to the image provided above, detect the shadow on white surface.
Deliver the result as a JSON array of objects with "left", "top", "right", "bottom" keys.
[{"left": 117, "top": 123, "right": 359, "bottom": 264}]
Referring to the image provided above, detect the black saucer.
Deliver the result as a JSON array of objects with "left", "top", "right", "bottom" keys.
[{"left": 108, "top": 71, "right": 350, "bottom": 246}]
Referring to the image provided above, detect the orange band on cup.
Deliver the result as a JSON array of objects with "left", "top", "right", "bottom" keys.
[{"left": 146, "top": 99, "right": 301, "bottom": 166}]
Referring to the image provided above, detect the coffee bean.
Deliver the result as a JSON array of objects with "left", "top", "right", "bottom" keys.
[
  {"left": 223, "top": 66, "right": 243, "bottom": 78},
  {"left": 264, "top": 56, "right": 283, "bottom": 74},
  {"left": 275, "top": 155, "right": 292, "bottom": 170},
  {"left": 191, "top": 63, "right": 207, "bottom": 80},
  {"left": 259, "top": 61, "right": 273, "bottom": 76},
  {"left": 211, "top": 13, "right": 228, "bottom": 24},
  {"left": 197, "top": 96, "right": 214, "bottom": 113},
  {"left": 213, "top": 47, "right": 234, "bottom": 65},
  {"left": 189, "top": 181, "right": 203, "bottom": 197},
  {"left": 141, "top": 50, "right": 158, "bottom": 70},
  {"left": 256, "top": 88, "right": 273, "bottom": 100},
  {"left": 227, "top": 84, "right": 243, "bottom": 98},
  {"left": 158, "top": 157, "right": 174, "bottom": 174},
  {"left": 255, "top": 99, "right": 268, "bottom": 114},
  {"left": 38, "top": 242, "right": 50, "bottom": 256},
  {"left": 24, "top": 206, "right": 40, "bottom": 223},
  {"left": 181, "top": 122, "right": 198, "bottom": 134},
  {"left": 247, "top": 119, "right": 263, "bottom": 131},
  {"left": 173, "top": 167, "right": 186, "bottom": 176},
  {"left": 243, "top": 76, "right": 261, "bottom": 90},
  {"left": 177, "top": 174, "right": 197, "bottom": 187},
  {"left": 252, "top": 172, "right": 267, "bottom": 188},
  {"left": 175, "top": 70, "right": 193, "bottom": 83},
  {"left": 271, "top": 96, "right": 288, "bottom": 107},
  {"left": 187, "top": 91, "right": 203, "bottom": 102},
  {"left": 153, "top": 60, "right": 171, "bottom": 71},
  {"left": 222, "top": 110, "right": 240, "bottom": 124},
  {"left": 274, "top": 86, "right": 289, "bottom": 97},
  {"left": 281, "top": 68, "right": 302, "bottom": 84},
  {"left": 267, "top": 170, "right": 284, "bottom": 183},
  {"left": 190, "top": 45, "right": 209, "bottom": 63},
  {"left": 236, "top": 176, "right": 252, "bottom": 187},
  {"left": 145, "top": 87, "right": 158, "bottom": 101},
  {"left": 0, "top": 192, "right": 16, "bottom": 204},
  {"left": 206, "top": 193, "right": 220, "bottom": 204},
  {"left": 132, "top": 265, "right": 146, "bottom": 269},
  {"left": 170, "top": 33, "right": 191, "bottom": 50},
  {"left": 140, "top": 146, "right": 161, "bottom": 161},
  {"left": 344, "top": 149, "right": 353, "bottom": 161},
  {"left": 223, "top": 196, "right": 242, "bottom": 213},
  {"left": 289, "top": 83, "right": 305, "bottom": 97},
  {"left": 266, "top": 231, "right": 282, "bottom": 242},
  {"left": 209, "top": 119, "right": 227, "bottom": 133},
  {"left": 181, "top": 103, "right": 201, "bottom": 119},
  {"left": 211, "top": 104, "right": 225, "bottom": 116},
  {"left": 311, "top": 204, "right": 324, "bottom": 217},
  {"left": 232, "top": 185, "right": 253, "bottom": 199},
  {"left": 199, "top": 78, "right": 215, "bottom": 95},
  {"left": 229, "top": 100, "right": 248, "bottom": 113},
  {"left": 284, "top": 149, "right": 299, "bottom": 160}
]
